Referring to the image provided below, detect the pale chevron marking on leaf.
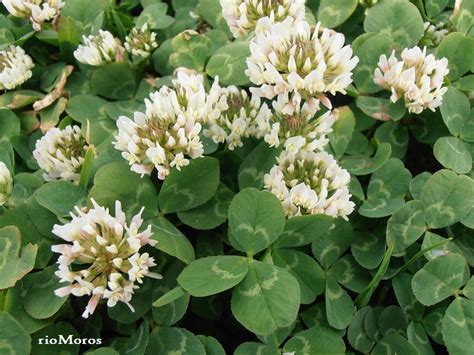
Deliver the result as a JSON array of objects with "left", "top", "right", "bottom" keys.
[
  {"left": 210, "top": 53, "right": 234, "bottom": 80},
  {"left": 0, "top": 237, "right": 12, "bottom": 270},
  {"left": 369, "top": 179, "right": 391, "bottom": 199},
  {"left": 213, "top": 199, "right": 227, "bottom": 218},
  {"left": 211, "top": 260, "right": 246, "bottom": 280},
  {"left": 237, "top": 223, "right": 270, "bottom": 242},
  {"left": 413, "top": 328, "right": 430, "bottom": 345},
  {"left": 433, "top": 273, "right": 464, "bottom": 299},
  {"left": 352, "top": 235, "right": 377, "bottom": 252},
  {"left": 320, "top": 242, "right": 341, "bottom": 262},
  {"left": 239, "top": 283, "right": 261, "bottom": 297},
  {"left": 444, "top": 138, "right": 466, "bottom": 156},
  {"left": 446, "top": 313, "right": 466, "bottom": 328},
  {"left": 262, "top": 269, "right": 278, "bottom": 290},
  {"left": 389, "top": 126, "right": 407, "bottom": 147},
  {"left": 285, "top": 252, "right": 299, "bottom": 270},
  {"left": 238, "top": 268, "right": 280, "bottom": 297},
  {"left": 284, "top": 230, "right": 305, "bottom": 245},
  {"left": 320, "top": 6, "right": 342, "bottom": 24},
  {"left": 362, "top": 199, "right": 388, "bottom": 212},
  {"left": 168, "top": 332, "right": 187, "bottom": 355},
  {"left": 337, "top": 258, "right": 354, "bottom": 284},
  {"left": 457, "top": 10, "right": 474, "bottom": 31},
  {"left": 165, "top": 184, "right": 195, "bottom": 209},
  {"left": 326, "top": 284, "right": 343, "bottom": 300},
  {"left": 294, "top": 335, "right": 312, "bottom": 353},
  {"left": 428, "top": 201, "right": 456, "bottom": 222},
  {"left": 400, "top": 210, "right": 423, "bottom": 242}
]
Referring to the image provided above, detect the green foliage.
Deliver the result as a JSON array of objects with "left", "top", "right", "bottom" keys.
[
  {"left": 231, "top": 260, "right": 300, "bottom": 335},
  {"left": 158, "top": 157, "right": 220, "bottom": 213},
  {"left": 206, "top": 42, "right": 251, "bottom": 86},
  {"left": 90, "top": 62, "right": 137, "bottom": 100},
  {"left": 178, "top": 256, "right": 249, "bottom": 297},
  {"left": 0, "top": 226, "right": 37, "bottom": 290},
  {"left": 0, "top": 311, "right": 31, "bottom": 354},
  {"left": 228, "top": 188, "right": 285, "bottom": 255},
  {"left": 1, "top": 0, "right": 473, "bottom": 353},
  {"left": 364, "top": 1, "right": 424, "bottom": 47},
  {"left": 317, "top": 0, "right": 358, "bottom": 28}
]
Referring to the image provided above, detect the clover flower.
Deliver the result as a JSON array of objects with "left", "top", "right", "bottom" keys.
[
  {"left": 0, "top": 162, "right": 13, "bottom": 207},
  {"left": 204, "top": 83, "right": 272, "bottom": 150},
  {"left": 421, "top": 22, "right": 448, "bottom": 47},
  {"left": 2, "top": 0, "right": 64, "bottom": 31},
  {"left": 33, "top": 125, "right": 89, "bottom": 183},
  {"left": 74, "top": 30, "right": 123, "bottom": 66},
  {"left": 257, "top": 93, "right": 336, "bottom": 153},
  {"left": 264, "top": 150, "right": 354, "bottom": 218},
  {"left": 124, "top": 24, "right": 158, "bottom": 58},
  {"left": 52, "top": 199, "right": 161, "bottom": 318},
  {"left": 114, "top": 70, "right": 220, "bottom": 180},
  {"left": 374, "top": 46, "right": 449, "bottom": 114},
  {"left": 220, "top": 0, "right": 306, "bottom": 38},
  {"left": 0, "top": 45, "right": 34, "bottom": 90},
  {"left": 246, "top": 18, "right": 359, "bottom": 103}
]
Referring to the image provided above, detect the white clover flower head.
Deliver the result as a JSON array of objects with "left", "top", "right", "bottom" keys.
[
  {"left": 124, "top": 23, "right": 158, "bottom": 58},
  {"left": 374, "top": 46, "right": 449, "bottom": 114},
  {"left": 2, "top": 0, "right": 64, "bottom": 31},
  {"left": 0, "top": 162, "right": 13, "bottom": 207},
  {"left": 74, "top": 30, "right": 123, "bottom": 66},
  {"left": 220, "top": 0, "right": 306, "bottom": 38},
  {"left": 52, "top": 199, "right": 161, "bottom": 318},
  {"left": 0, "top": 45, "right": 34, "bottom": 90},
  {"left": 264, "top": 150, "right": 355, "bottom": 218},
  {"left": 33, "top": 125, "right": 90, "bottom": 183},
  {"left": 421, "top": 21, "right": 448, "bottom": 47},
  {"left": 256, "top": 92, "right": 336, "bottom": 153},
  {"left": 246, "top": 18, "right": 359, "bottom": 101},
  {"left": 114, "top": 70, "right": 219, "bottom": 180},
  {"left": 204, "top": 81, "right": 272, "bottom": 150}
]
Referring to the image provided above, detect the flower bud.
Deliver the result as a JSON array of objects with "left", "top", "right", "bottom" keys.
[
  {"left": 124, "top": 24, "right": 158, "bottom": 58},
  {"left": 0, "top": 162, "right": 13, "bottom": 207},
  {"left": 0, "top": 45, "right": 34, "bottom": 90},
  {"left": 33, "top": 125, "right": 91, "bottom": 183},
  {"left": 220, "top": 0, "right": 305, "bottom": 38},
  {"left": 264, "top": 150, "right": 354, "bottom": 218},
  {"left": 74, "top": 30, "right": 124, "bottom": 66}
]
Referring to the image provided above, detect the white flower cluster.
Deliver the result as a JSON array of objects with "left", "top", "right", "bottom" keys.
[
  {"left": 0, "top": 162, "right": 13, "bottom": 207},
  {"left": 2, "top": 0, "right": 64, "bottom": 31},
  {"left": 74, "top": 30, "right": 123, "bottom": 66},
  {"left": 421, "top": 22, "right": 448, "bottom": 47},
  {"left": 374, "top": 46, "right": 449, "bottom": 114},
  {"left": 33, "top": 125, "right": 89, "bottom": 183},
  {"left": 246, "top": 18, "right": 359, "bottom": 104},
  {"left": 114, "top": 70, "right": 219, "bottom": 179},
  {"left": 220, "top": 0, "right": 305, "bottom": 38},
  {"left": 124, "top": 24, "right": 158, "bottom": 58},
  {"left": 264, "top": 150, "right": 354, "bottom": 218},
  {"left": 204, "top": 83, "right": 272, "bottom": 150},
  {"left": 259, "top": 93, "right": 336, "bottom": 153},
  {"left": 0, "top": 45, "right": 34, "bottom": 90},
  {"left": 52, "top": 199, "right": 161, "bottom": 318}
]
